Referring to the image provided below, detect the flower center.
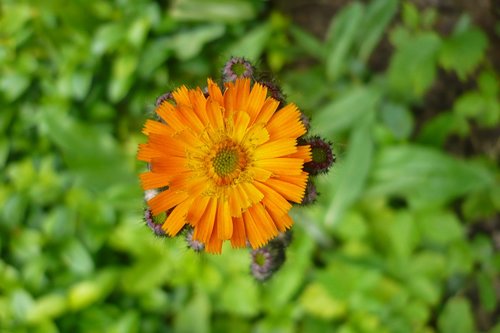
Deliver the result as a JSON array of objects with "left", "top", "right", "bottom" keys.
[
  {"left": 311, "top": 146, "right": 327, "bottom": 163},
  {"left": 208, "top": 139, "right": 249, "bottom": 186},
  {"left": 213, "top": 148, "right": 239, "bottom": 177}
]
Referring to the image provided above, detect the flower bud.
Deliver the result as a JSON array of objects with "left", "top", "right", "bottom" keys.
[
  {"left": 301, "top": 179, "right": 318, "bottom": 205},
  {"left": 144, "top": 208, "right": 167, "bottom": 237},
  {"left": 185, "top": 227, "right": 205, "bottom": 252},
  {"left": 222, "top": 57, "right": 254, "bottom": 82},
  {"left": 302, "top": 136, "right": 335, "bottom": 175},
  {"left": 250, "top": 238, "right": 286, "bottom": 282}
]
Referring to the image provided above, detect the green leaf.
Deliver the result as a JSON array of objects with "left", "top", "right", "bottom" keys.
[
  {"left": 477, "top": 272, "right": 497, "bottom": 311},
  {"left": 300, "top": 283, "right": 347, "bottom": 320},
  {"left": 388, "top": 32, "right": 441, "bottom": 98},
  {"left": 366, "top": 145, "right": 495, "bottom": 207},
  {"left": 108, "top": 53, "right": 138, "bottom": 102},
  {"left": 174, "top": 292, "right": 210, "bottom": 333},
  {"left": 38, "top": 106, "right": 137, "bottom": 193},
  {"left": 224, "top": 23, "right": 272, "bottom": 62},
  {"left": 325, "top": 114, "right": 374, "bottom": 227},
  {"left": 416, "top": 209, "right": 464, "bottom": 245},
  {"left": 218, "top": 276, "right": 259, "bottom": 317},
  {"left": 0, "top": 72, "right": 30, "bottom": 101},
  {"left": 170, "top": 0, "right": 257, "bottom": 23},
  {"left": 417, "top": 111, "right": 469, "bottom": 147},
  {"left": 358, "top": 0, "right": 398, "bottom": 61},
  {"left": 325, "top": 2, "right": 364, "bottom": 81},
  {"left": 290, "top": 25, "right": 326, "bottom": 60},
  {"left": 311, "top": 86, "right": 381, "bottom": 136},
  {"left": 169, "top": 24, "right": 226, "bottom": 60},
  {"left": 379, "top": 101, "right": 414, "bottom": 140},
  {"left": 401, "top": 2, "right": 420, "bottom": 30},
  {"left": 92, "top": 23, "right": 125, "bottom": 55},
  {"left": 439, "top": 27, "right": 488, "bottom": 80},
  {"left": 438, "top": 297, "right": 475, "bottom": 333}
]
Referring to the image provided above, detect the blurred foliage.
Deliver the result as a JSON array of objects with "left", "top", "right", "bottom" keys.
[{"left": 1, "top": 0, "right": 499, "bottom": 332}]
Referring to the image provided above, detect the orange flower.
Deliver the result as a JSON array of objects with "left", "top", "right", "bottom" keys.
[{"left": 138, "top": 78, "right": 311, "bottom": 253}]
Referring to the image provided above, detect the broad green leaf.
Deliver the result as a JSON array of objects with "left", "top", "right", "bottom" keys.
[
  {"left": 108, "top": 310, "right": 140, "bottom": 333},
  {"left": 379, "top": 101, "right": 414, "bottom": 140},
  {"left": 218, "top": 276, "right": 259, "bottom": 317},
  {"left": 358, "top": 0, "right": 398, "bottom": 61},
  {"left": 477, "top": 272, "right": 497, "bottom": 311},
  {"left": 168, "top": 24, "right": 226, "bottom": 60},
  {"left": 416, "top": 209, "right": 464, "bottom": 245},
  {"left": 92, "top": 23, "right": 125, "bottom": 55},
  {"left": 174, "top": 292, "right": 210, "bottom": 333},
  {"left": 325, "top": 114, "right": 374, "bottom": 227},
  {"left": 311, "top": 86, "right": 381, "bottom": 136},
  {"left": 366, "top": 145, "right": 495, "bottom": 207},
  {"left": 439, "top": 27, "right": 488, "bottom": 80},
  {"left": 68, "top": 269, "right": 118, "bottom": 311},
  {"left": 290, "top": 25, "right": 326, "bottom": 60},
  {"left": 417, "top": 111, "right": 469, "bottom": 147},
  {"left": 325, "top": 2, "right": 364, "bottom": 81},
  {"left": 38, "top": 107, "right": 137, "bottom": 193},
  {"left": 26, "top": 293, "right": 67, "bottom": 324},
  {"left": 61, "top": 240, "right": 95, "bottom": 276},
  {"left": 0, "top": 72, "right": 30, "bottom": 101},
  {"left": 171, "top": 0, "right": 257, "bottom": 23},
  {"left": 388, "top": 32, "right": 441, "bottom": 98},
  {"left": 108, "top": 53, "right": 138, "bottom": 102},
  {"left": 300, "top": 283, "right": 347, "bottom": 320},
  {"left": 438, "top": 297, "right": 475, "bottom": 333},
  {"left": 401, "top": 2, "right": 420, "bottom": 30},
  {"left": 224, "top": 23, "right": 272, "bottom": 62}
]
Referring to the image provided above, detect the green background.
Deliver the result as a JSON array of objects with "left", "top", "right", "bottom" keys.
[{"left": 1, "top": 0, "right": 499, "bottom": 332}]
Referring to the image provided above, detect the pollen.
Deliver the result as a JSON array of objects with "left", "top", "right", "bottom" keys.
[{"left": 213, "top": 149, "right": 239, "bottom": 176}]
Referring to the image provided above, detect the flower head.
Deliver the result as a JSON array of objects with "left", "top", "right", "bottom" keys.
[
  {"left": 138, "top": 78, "right": 311, "bottom": 253},
  {"left": 302, "top": 136, "right": 335, "bottom": 175},
  {"left": 250, "top": 238, "right": 286, "bottom": 281},
  {"left": 222, "top": 57, "right": 254, "bottom": 82}
]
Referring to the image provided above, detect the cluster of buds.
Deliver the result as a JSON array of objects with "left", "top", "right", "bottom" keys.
[{"left": 142, "top": 57, "right": 335, "bottom": 281}]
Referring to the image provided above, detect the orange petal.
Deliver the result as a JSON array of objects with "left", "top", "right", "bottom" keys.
[
  {"left": 216, "top": 199, "right": 233, "bottom": 240},
  {"left": 234, "top": 78, "right": 251, "bottom": 112},
  {"left": 248, "top": 203, "right": 278, "bottom": 242},
  {"left": 151, "top": 157, "right": 188, "bottom": 174},
  {"left": 242, "top": 209, "right": 266, "bottom": 249},
  {"left": 172, "top": 85, "right": 190, "bottom": 106},
  {"left": 246, "top": 82, "right": 267, "bottom": 124},
  {"left": 139, "top": 172, "right": 171, "bottom": 190},
  {"left": 206, "top": 98, "right": 225, "bottom": 129},
  {"left": 148, "top": 133, "right": 187, "bottom": 157},
  {"left": 148, "top": 190, "right": 189, "bottom": 216},
  {"left": 253, "top": 138, "right": 297, "bottom": 160},
  {"left": 142, "top": 119, "right": 172, "bottom": 135},
  {"left": 253, "top": 181, "right": 292, "bottom": 216},
  {"left": 208, "top": 79, "right": 224, "bottom": 106},
  {"left": 266, "top": 103, "right": 306, "bottom": 140},
  {"left": 189, "top": 88, "right": 209, "bottom": 125},
  {"left": 254, "top": 158, "right": 304, "bottom": 176},
  {"left": 230, "top": 216, "right": 247, "bottom": 248},
  {"left": 137, "top": 143, "right": 164, "bottom": 162},
  {"left": 286, "top": 144, "right": 311, "bottom": 162},
  {"left": 193, "top": 197, "right": 217, "bottom": 244},
  {"left": 265, "top": 176, "right": 307, "bottom": 203},
  {"left": 240, "top": 182, "right": 264, "bottom": 205},
  {"left": 187, "top": 195, "right": 210, "bottom": 226},
  {"left": 205, "top": 222, "right": 223, "bottom": 254},
  {"left": 254, "top": 98, "right": 279, "bottom": 125},
  {"left": 242, "top": 124, "right": 269, "bottom": 148},
  {"left": 162, "top": 198, "right": 193, "bottom": 236},
  {"left": 232, "top": 111, "right": 251, "bottom": 143}
]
